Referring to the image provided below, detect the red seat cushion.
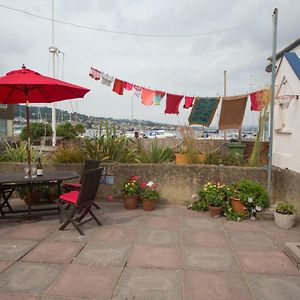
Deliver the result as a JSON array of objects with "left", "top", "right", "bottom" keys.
[
  {"left": 63, "top": 182, "right": 81, "bottom": 190},
  {"left": 60, "top": 191, "right": 79, "bottom": 204}
]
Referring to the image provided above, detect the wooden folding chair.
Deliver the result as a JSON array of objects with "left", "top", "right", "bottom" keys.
[
  {"left": 56, "top": 167, "right": 103, "bottom": 235},
  {"left": 0, "top": 185, "right": 15, "bottom": 216},
  {"left": 62, "top": 160, "right": 101, "bottom": 209}
]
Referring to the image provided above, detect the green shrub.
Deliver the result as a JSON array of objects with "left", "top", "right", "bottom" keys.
[
  {"left": 204, "top": 151, "right": 245, "bottom": 166},
  {"left": 56, "top": 122, "right": 85, "bottom": 140},
  {"left": 0, "top": 139, "right": 43, "bottom": 163},
  {"left": 51, "top": 142, "right": 86, "bottom": 163},
  {"left": 19, "top": 122, "right": 52, "bottom": 141},
  {"left": 231, "top": 180, "right": 268, "bottom": 219},
  {"left": 275, "top": 202, "right": 296, "bottom": 215},
  {"left": 137, "top": 140, "right": 174, "bottom": 163},
  {"left": 84, "top": 121, "right": 137, "bottom": 163}
]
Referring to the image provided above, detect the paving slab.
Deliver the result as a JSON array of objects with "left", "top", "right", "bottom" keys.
[
  {"left": 183, "top": 246, "right": 239, "bottom": 272},
  {"left": 46, "top": 264, "right": 122, "bottom": 299},
  {"left": 246, "top": 273, "right": 300, "bottom": 300},
  {"left": 221, "top": 219, "right": 263, "bottom": 232},
  {"left": 0, "top": 239, "right": 38, "bottom": 261},
  {"left": 182, "top": 216, "right": 221, "bottom": 231},
  {"left": 112, "top": 267, "right": 182, "bottom": 300},
  {"left": 182, "top": 230, "right": 228, "bottom": 248},
  {"left": 283, "top": 242, "right": 300, "bottom": 269},
  {"left": 228, "top": 231, "right": 279, "bottom": 251},
  {"left": 0, "top": 293, "right": 38, "bottom": 300},
  {"left": 22, "top": 241, "right": 85, "bottom": 264},
  {"left": 181, "top": 207, "right": 210, "bottom": 218},
  {"left": 268, "top": 231, "right": 300, "bottom": 247},
  {"left": 2, "top": 223, "right": 55, "bottom": 240},
  {"left": 88, "top": 226, "right": 138, "bottom": 244},
  {"left": 145, "top": 206, "right": 180, "bottom": 217},
  {"left": 47, "top": 228, "right": 91, "bottom": 242},
  {"left": 0, "top": 261, "right": 13, "bottom": 273},
  {"left": 0, "top": 222, "right": 19, "bottom": 237},
  {"left": 74, "top": 243, "right": 131, "bottom": 267},
  {"left": 104, "top": 214, "right": 144, "bottom": 227},
  {"left": 184, "top": 270, "right": 253, "bottom": 300},
  {"left": 143, "top": 215, "right": 180, "bottom": 229},
  {"left": 261, "top": 220, "right": 300, "bottom": 233},
  {"left": 0, "top": 262, "right": 63, "bottom": 294},
  {"left": 128, "top": 244, "right": 181, "bottom": 269},
  {"left": 136, "top": 228, "right": 180, "bottom": 247},
  {"left": 236, "top": 250, "right": 300, "bottom": 275}
]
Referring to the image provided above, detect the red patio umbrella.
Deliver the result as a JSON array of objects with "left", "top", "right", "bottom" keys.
[{"left": 0, "top": 65, "right": 90, "bottom": 169}]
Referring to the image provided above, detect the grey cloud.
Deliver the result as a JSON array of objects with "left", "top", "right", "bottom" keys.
[{"left": 0, "top": 0, "right": 299, "bottom": 126}]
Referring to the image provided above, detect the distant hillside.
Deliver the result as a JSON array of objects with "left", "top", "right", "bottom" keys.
[{"left": 13, "top": 104, "right": 177, "bottom": 129}]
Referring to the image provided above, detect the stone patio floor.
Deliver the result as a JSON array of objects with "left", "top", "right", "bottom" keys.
[{"left": 0, "top": 202, "right": 299, "bottom": 300}]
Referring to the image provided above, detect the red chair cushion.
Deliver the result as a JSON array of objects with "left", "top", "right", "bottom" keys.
[
  {"left": 63, "top": 182, "right": 81, "bottom": 190},
  {"left": 60, "top": 191, "right": 79, "bottom": 204}
]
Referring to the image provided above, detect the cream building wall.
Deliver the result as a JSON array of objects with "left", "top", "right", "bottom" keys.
[{"left": 273, "top": 44, "right": 300, "bottom": 172}]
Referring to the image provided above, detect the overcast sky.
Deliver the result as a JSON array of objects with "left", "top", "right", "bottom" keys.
[{"left": 0, "top": 0, "right": 299, "bottom": 127}]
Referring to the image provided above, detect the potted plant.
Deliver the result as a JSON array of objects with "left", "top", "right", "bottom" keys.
[
  {"left": 198, "top": 181, "right": 228, "bottom": 217},
  {"left": 175, "top": 126, "right": 205, "bottom": 164},
  {"left": 140, "top": 180, "right": 159, "bottom": 211},
  {"left": 121, "top": 176, "right": 140, "bottom": 209},
  {"left": 230, "top": 180, "right": 268, "bottom": 220},
  {"left": 274, "top": 202, "right": 296, "bottom": 229},
  {"left": 17, "top": 185, "right": 59, "bottom": 205}
]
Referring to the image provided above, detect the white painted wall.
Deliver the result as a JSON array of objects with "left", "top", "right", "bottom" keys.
[{"left": 273, "top": 45, "right": 300, "bottom": 172}]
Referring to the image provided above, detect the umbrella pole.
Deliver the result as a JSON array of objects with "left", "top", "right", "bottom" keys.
[{"left": 26, "top": 100, "right": 31, "bottom": 175}]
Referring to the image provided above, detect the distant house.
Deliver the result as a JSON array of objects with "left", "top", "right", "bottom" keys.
[
  {"left": 268, "top": 38, "right": 300, "bottom": 172},
  {"left": 0, "top": 104, "right": 14, "bottom": 137}
]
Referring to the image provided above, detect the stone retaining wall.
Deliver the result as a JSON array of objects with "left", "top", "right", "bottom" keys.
[{"left": 1, "top": 162, "right": 299, "bottom": 216}]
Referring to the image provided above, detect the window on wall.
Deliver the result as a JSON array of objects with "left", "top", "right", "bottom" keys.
[
  {"left": 0, "top": 119, "right": 7, "bottom": 137},
  {"left": 0, "top": 104, "right": 7, "bottom": 109},
  {"left": 274, "top": 78, "right": 298, "bottom": 134},
  {"left": 274, "top": 98, "right": 293, "bottom": 133}
]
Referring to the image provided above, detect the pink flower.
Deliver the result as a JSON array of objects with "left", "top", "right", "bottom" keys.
[{"left": 107, "top": 195, "right": 113, "bottom": 202}]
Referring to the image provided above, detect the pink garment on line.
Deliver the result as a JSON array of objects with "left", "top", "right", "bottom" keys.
[
  {"left": 141, "top": 88, "right": 155, "bottom": 106},
  {"left": 133, "top": 85, "right": 142, "bottom": 98},
  {"left": 165, "top": 93, "right": 184, "bottom": 114},
  {"left": 184, "top": 96, "right": 194, "bottom": 109},
  {"left": 89, "top": 67, "right": 101, "bottom": 80},
  {"left": 112, "top": 78, "right": 125, "bottom": 95},
  {"left": 124, "top": 82, "right": 133, "bottom": 91}
]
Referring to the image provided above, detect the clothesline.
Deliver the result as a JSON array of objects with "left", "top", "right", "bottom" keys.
[
  {"left": 89, "top": 66, "right": 271, "bottom": 128},
  {"left": 89, "top": 67, "right": 197, "bottom": 98}
]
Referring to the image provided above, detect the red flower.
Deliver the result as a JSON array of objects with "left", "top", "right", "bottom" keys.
[
  {"left": 140, "top": 181, "right": 147, "bottom": 189},
  {"left": 129, "top": 175, "right": 139, "bottom": 181}
]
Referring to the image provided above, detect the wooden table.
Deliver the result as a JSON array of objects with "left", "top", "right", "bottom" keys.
[{"left": 0, "top": 171, "right": 79, "bottom": 219}]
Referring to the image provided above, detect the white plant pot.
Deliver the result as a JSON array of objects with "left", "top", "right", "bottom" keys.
[{"left": 274, "top": 211, "right": 296, "bottom": 229}]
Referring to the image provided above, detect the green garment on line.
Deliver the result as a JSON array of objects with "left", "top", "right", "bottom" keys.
[{"left": 188, "top": 97, "right": 220, "bottom": 127}]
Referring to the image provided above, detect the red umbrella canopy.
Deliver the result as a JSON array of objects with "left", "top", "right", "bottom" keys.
[{"left": 0, "top": 65, "right": 90, "bottom": 104}]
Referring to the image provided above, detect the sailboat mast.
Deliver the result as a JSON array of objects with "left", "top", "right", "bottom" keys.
[{"left": 50, "top": 0, "right": 57, "bottom": 146}]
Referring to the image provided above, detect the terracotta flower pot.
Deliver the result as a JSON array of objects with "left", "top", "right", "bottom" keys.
[
  {"left": 24, "top": 191, "right": 42, "bottom": 205},
  {"left": 208, "top": 205, "right": 222, "bottom": 218},
  {"left": 123, "top": 195, "right": 138, "bottom": 210},
  {"left": 230, "top": 197, "right": 247, "bottom": 215},
  {"left": 175, "top": 153, "right": 187, "bottom": 165},
  {"left": 142, "top": 199, "right": 156, "bottom": 211}
]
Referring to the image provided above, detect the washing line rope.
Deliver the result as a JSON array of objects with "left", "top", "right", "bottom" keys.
[{"left": 0, "top": 3, "right": 270, "bottom": 38}]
